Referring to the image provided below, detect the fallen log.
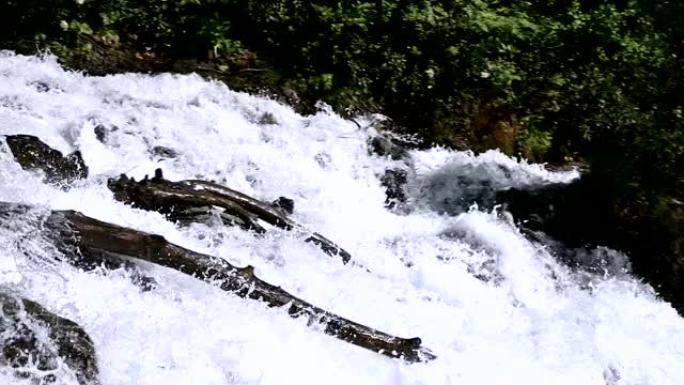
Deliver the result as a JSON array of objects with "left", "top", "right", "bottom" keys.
[
  {"left": 0, "top": 291, "right": 100, "bottom": 385},
  {"left": 5, "top": 135, "right": 352, "bottom": 264},
  {"left": 3, "top": 137, "right": 432, "bottom": 360},
  {"left": 107, "top": 169, "right": 353, "bottom": 264},
  {"left": 3, "top": 203, "right": 434, "bottom": 363}
]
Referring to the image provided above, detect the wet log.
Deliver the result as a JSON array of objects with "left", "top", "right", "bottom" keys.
[
  {"left": 2, "top": 137, "right": 432, "bottom": 359},
  {"left": 4, "top": 135, "right": 352, "bottom": 264},
  {"left": 0, "top": 291, "right": 100, "bottom": 385},
  {"left": 107, "top": 169, "right": 353, "bottom": 264},
  {"left": 5, "top": 134, "right": 88, "bottom": 188},
  {"left": 28, "top": 205, "right": 434, "bottom": 363}
]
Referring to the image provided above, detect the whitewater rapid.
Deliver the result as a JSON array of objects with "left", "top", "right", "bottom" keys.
[{"left": 0, "top": 52, "right": 682, "bottom": 385}]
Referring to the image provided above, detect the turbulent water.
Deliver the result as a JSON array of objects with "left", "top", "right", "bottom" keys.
[{"left": 0, "top": 52, "right": 683, "bottom": 385}]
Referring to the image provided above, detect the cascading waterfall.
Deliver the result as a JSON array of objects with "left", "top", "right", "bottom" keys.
[{"left": 0, "top": 52, "right": 683, "bottom": 385}]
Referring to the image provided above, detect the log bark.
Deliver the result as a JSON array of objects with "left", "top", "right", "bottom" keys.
[
  {"left": 26, "top": 204, "right": 434, "bottom": 363},
  {"left": 3, "top": 136, "right": 433, "bottom": 361},
  {"left": 0, "top": 291, "right": 100, "bottom": 385},
  {"left": 5, "top": 135, "right": 352, "bottom": 264},
  {"left": 107, "top": 169, "right": 353, "bottom": 264}
]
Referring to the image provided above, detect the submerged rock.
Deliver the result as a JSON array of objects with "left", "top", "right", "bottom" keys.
[
  {"left": 380, "top": 169, "right": 408, "bottom": 209},
  {"left": 496, "top": 181, "right": 593, "bottom": 242},
  {"left": 496, "top": 177, "right": 684, "bottom": 315},
  {"left": 369, "top": 134, "right": 410, "bottom": 160},
  {"left": 0, "top": 292, "right": 100, "bottom": 385},
  {"left": 271, "top": 196, "right": 294, "bottom": 215},
  {"left": 258, "top": 112, "right": 278, "bottom": 125},
  {"left": 151, "top": 146, "right": 179, "bottom": 159},
  {"left": 93, "top": 125, "right": 108, "bottom": 143},
  {"left": 414, "top": 168, "right": 500, "bottom": 215}
]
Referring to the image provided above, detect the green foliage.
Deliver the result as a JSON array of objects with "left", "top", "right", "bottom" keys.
[
  {"left": 1, "top": 1, "right": 680, "bottom": 164},
  {"left": 517, "top": 128, "right": 552, "bottom": 163}
]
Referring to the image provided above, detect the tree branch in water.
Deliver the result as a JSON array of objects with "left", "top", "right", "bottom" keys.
[{"left": 31, "top": 205, "right": 434, "bottom": 363}]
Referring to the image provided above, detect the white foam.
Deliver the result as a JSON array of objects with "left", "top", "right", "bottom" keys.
[{"left": 0, "top": 52, "right": 682, "bottom": 385}]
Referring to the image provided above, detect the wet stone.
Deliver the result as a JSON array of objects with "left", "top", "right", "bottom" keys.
[
  {"left": 151, "top": 146, "right": 179, "bottom": 159},
  {"left": 5, "top": 135, "right": 88, "bottom": 187},
  {"left": 32, "top": 81, "right": 50, "bottom": 93},
  {"left": 380, "top": 169, "right": 408, "bottom": 208},
  {"left": 93, "top": 125, "right": 108, "bottom": 143},
  {"left": 258, "top": 112, "right": 278, "bottom": 125},
  {"left": 271, "top": 196, "right": 295, "bottom": 215},
  {"left": 0, "top": 292, "right": 100, "bottom": 385},
  {"left": 369, "top": 134, "right": 410, "bottom": 160}
]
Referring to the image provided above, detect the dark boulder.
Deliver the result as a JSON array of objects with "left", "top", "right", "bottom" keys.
[
  {"left": 5, "top": 134, "right": 88, "bottom": 187},
  {"left": 368, "top": 131, "right": 413, "bottom": 160},
  {"left": 151, "top": 146, "right": 179, "bottom": 159},
  {"left": 0, "top": 292, "right": 100, "bottom": 385},
  {"left": 93, "top": 125, "right": 108, "bottom": 143},
  {"left": 495, "top": 180, "right": 609, "bottom": 246},
  {"left": 380, "top": 169, "right": 408, "bottom": 209},
  {"left": 271, "top": 196, "right": 295, "bottom": 215},
  {"left": 496, "top": 177, "right": 684, "bottom": 315}
]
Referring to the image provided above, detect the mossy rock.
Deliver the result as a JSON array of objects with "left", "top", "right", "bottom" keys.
[{"left": 0, "top": 292, "right": 100, "bottom": 385}]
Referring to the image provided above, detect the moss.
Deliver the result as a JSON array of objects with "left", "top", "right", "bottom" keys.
[{"left": 517, "top": 128, "right": 552, "bottom": 162}]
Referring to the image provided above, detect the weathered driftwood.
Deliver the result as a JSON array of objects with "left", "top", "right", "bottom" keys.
[
  {"left": 0, "top": 291, "right": 100, "bottom": 385},
  {"left": 5, "top": 134, "right": 88, "bottom": 187},
  {"left": 5, "top": 135, "right": 352, "bottom": 264},
  {"left": 3, "top": 136, "right": 433, "bottom": 360},
  {"left": 107, "top": 169, "right": 353, "bottom": 264},
  {"left": 28, "top": 205, "right": 434, "bottom": 363}
]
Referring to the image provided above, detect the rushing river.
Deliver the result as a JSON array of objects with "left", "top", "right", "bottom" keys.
[{"left": 0, "top": 52, "right": 682, "bottom": 385}]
